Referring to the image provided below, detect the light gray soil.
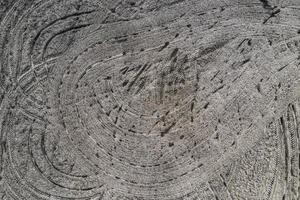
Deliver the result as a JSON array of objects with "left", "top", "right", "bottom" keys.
[{"left": 0, "top": 0, "right": 299, "bottom": 199}]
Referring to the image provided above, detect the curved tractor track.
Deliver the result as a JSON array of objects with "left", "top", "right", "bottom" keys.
[{"left": 0, "top": 0, "right": 300, "bottom": 199}]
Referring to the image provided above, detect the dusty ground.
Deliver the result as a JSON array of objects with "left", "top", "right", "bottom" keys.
[{"left": 0, "top": 0, "right": 299, "bottom": 199}]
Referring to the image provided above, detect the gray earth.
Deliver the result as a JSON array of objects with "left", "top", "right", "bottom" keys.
[{"left": 0, "top": 0, "right": 299, "bottom": 199}]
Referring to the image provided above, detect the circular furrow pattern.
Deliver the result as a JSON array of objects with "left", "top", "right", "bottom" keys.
[{"left": 1, "top": 0, "right": 300, "bottom": 199}]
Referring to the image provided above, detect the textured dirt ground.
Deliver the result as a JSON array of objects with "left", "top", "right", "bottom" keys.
[{"left": 0, "top": 0, "right": 300, "bottom": 199}]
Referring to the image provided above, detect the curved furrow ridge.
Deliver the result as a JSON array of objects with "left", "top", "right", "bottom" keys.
[{"left": 0, "top": 0, "right": 300, "bottom": 199}]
